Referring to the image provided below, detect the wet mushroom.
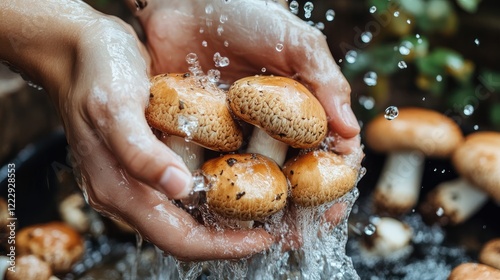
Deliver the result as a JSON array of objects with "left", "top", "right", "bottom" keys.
[
  {"left": 283, "top": 150, "right": 358, "bottom": 207},
  {"left": 146, "top": 73, "right": 243, "bottom": 171},
  {"left": 479, "top": 238, "right": 500, "bottom": 270},
  {"left": 58, "top": 193, "right": 90, "bottom": 233},
  {"left": 448, "top": 263, "right": 500, "bottom": 280},
  {"left": 4, "top": 255, "right": 57, "bottom": 280},
  {"left": 17, "top": 222, "right": 84, "bottom": 274},
  {"left": 359, "top": 217, "right": 413, "bottom": 260},
  {"left": 227, "top": 76, "right": 328, "bottom": 166},
  {"left": 420, "top": 131, "right": 500, "bottom": 225},
  {"left": 201, "top": 153, "right": 288, "bottom": 224},
  {"left": 364, "top": 107, "right": 463, "bottom": 216}
]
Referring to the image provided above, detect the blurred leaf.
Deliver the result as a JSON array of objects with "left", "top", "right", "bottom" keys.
[
  {"left": 478, "top": 70, "right": 500, "bottom": 92},
  {"left": 448, "top": 84, "right": 476, "bottom": 107},
  {"left": 490, "top": 103, "right": 500, "bottom": 128},
  {"left": 456, "top": 0, "right": 482, "bottom": 13},
  {"left": 368, "top": 0, "right": 392, "bottom": 12},
  {"left": 398, "top": 0, "right": 426, "bottom": 16}
]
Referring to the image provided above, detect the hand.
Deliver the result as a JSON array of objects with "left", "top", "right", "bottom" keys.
[{"left": 138, "top": 0, "right": 361, "bottom": 153}]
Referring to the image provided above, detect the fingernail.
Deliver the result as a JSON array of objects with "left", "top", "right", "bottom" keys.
[
  {"left": 341, "top": 103, "right": 360, "bottom": 131},
  {"left": 159, "top": 167, "right": 193, "bottom": 199}
]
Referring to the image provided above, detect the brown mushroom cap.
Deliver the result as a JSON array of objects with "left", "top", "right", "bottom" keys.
[
  {"left": 17, "top": 222, "right": 84, "bottom": 274},
  {"left": 227, "top": 76, "right": 328, "bottom": 149},
  {"left": 452, "top": 131, "right": 500, "bottom": 202},
  {"left": 202, "top": 153, "right": 288, "bottom": 221},
  {"left": 365, "top": 107, "right": 463, "bottom": 157},
  {"left": 479, "top": 238, "right": 500, "bottom": 270},
  {"left": 145, "top": 73, "right": 243, "bottom": 152},
  {"left": 5, "top": 255, "right": 53, "bottom": 280},
  {"left": 283, "top": 150, "right": 358, "bottom": 206},
  {"left": 448, "top": 263, "right": 500, "bottom": 280}
]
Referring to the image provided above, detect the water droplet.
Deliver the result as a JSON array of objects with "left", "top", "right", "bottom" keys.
[
  {"left": 205, "top": 4, "right": 214, "bottom": 14},
  {"left": 474, "top": 38, "right": 480, "bottom": 46},
  {"left": 289, "top": 0, "right": 299, "bottom": 14},
  {"left": 463, "top": 104, "right": 474, "bottom": 116},
  {"left": 398, "top": 61, "right": 408, "bottom": 69},
  {"left": 275, "top": 43, "right": 284, "bottom": 52},
  {"left": 326, "top": 9, "right": 335, "bottom": 21},
  {"left": 369, "top": 6, "right": 377, "bottom": 13},
  {"left": 394, "top": 11, "right": 400, "bottom": 17},
  {"left": 363, "top": 71, "right": 378, "bottom": 86},
  {"left": 361, "top": 32, "right": 372, "bottom": 43},
  {"left": 199, "top": 27, "right": 204, "bottom": 34},
  {"left": 219, "top": 14, "right": 228, "bottom": 23},
  {"left": 201, "top": 40, "right": 208, "bottom": 47},
  {"left": 473, "top": 124, "right": 479, "bottom": 130},
  {"left": 436, "top": 207, "right": 444, "bottom": 217},
  {"left": 436, "top": 75, "right": 443, "bottom": 82},
  {"left": 416, "top": 34, "right": 421, "bottom": 39},
  {"left": 304, "top": 2, "right": 314, "bottom": 13},
  {"left": 261, "top": 67, "right": 267, "bottom": 73},
  {"left": 384, "top": 106, "right": 399, "bottom": 120},
  {"left": 185, "top": 53, "right": 198, "bottom": 64},
  {"left": 213, "top": 52, "right": 230, "bottom": 67},
  {"left": 338, "top": 58, "right": 343, "bottom": 63},
  {"left": 207, "top": 69, "right": 221, "bottom": 83},
  {"left": 224, "top": 40, "right": 229, "bottom": 47},
  {"left": 422, "top": 97, "right": 426, "bottom": 101},
  {"left": 315, "top": 22, "right": 325, "bottom": 30},
  {"left": 363, "top": 223, "right": 376, "bottom": 236},
  {"left": 27, "top": 80, "right": 43, "bottom": 90},
  {"left": 217, "top": 25, "right": 224, "bottom": 35},
  {"left": 441, "top": 169, "right": 446, "bottom": 174},
  {"left": 407, "top": 19, "right": 412, "bottom": 24},
  {"left": 345, "top": 50, "right": 357, "bottom": 64},
  {"left": 178, "top": 115, "right": 198, "bottom": 138},
  {"left": 359, "top": 96, "right": 375, "bottom": 110},
  {"left": 399, "top": 41, "right": 414, "bottom": 56}
]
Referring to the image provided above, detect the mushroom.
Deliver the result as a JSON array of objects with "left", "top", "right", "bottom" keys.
[
  {"left": 17, "top": 222, "right": 84, "bottom": 274},
  {"left": 201, "top": 153, "right": 288, "bottom": 224},
  {"left": 146, "top": 73, "right": 243, "bottom": 171},
  {"left": 4, "top": 255, "right": 58, "bottom": 280},
  {"left": 359, "top": 216, "right": 413, "bottom": 260},
  {"left": 58, "top": 193, "right": 90, "bottom": 233},
  {"left": 479, "top": 238, "right": 500, "bottom": 270},
  {"left": 282, "top": 150, "right": 358, "bottom": 207},
  {"left": 448, "top": 263, "right": 500, "bottom": 280},
  {"left": 364, "top": 107, "right": 463, "bottom": 216},
  {"left": 227, "top": 76, "right": 328, "bottom": 166},
  {"left": 420, "top": 131, "right": 500, "bottom": 225}
]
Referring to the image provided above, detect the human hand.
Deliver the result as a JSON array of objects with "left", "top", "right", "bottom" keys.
[
  {"left": 1, "top": 0, "right": 272, "bottom": 261},
  {"left": 137, "top": 0, "right": 361, "bottom": 153}
]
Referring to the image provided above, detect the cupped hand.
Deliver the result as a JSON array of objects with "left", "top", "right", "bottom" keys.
[
  {"left": 139, "top": 0, "right": 361, "bottom": 152},
  {"left": 51, "top": 11, "right": 272, "bottom": 260}
]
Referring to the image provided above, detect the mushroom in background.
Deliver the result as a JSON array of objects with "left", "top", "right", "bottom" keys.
[
  {"left": 448, "top": 263, "right": 500, "bottom": 280},
  {"left": 359, "top": 216, "right": 413, "bottom": 261},
  {"left": 283, "top": 149, "right": 358, "bottom": 207},
  {"left": 364, "top": 107, "right": 463, "bottom": 216},
  {"left": 17, "top": 222, "right": 84, "bottom": 275},
  {"left": 201, "top": 153, "right": 288, "bottom": 228},
  {"left": 58, "top": 193, "right": 90, "bottom": 233},
  {"left": 146, "top": 73, "right": 243, "bottom": 171},
  {"left": 479, "top": 238, "right": 500, "bottom": 270},
  {"left": 4, "top": 255, "right": 58, "bottom": 280},
  {"left": 420, "top": 131, "right": 500, "bottom": 225},
  {"left": 227, "top": 76, "right": 328, "bottom": 167}
]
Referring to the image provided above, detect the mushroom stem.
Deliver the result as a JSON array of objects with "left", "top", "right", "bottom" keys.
[
  {"left": 373, "top": 151, "right": 425, "bottom": 215},
  {"left": 422, "top": 178, "right": 488, "bottom": 225},
  {"left": 161, "top": 134, "right": 204, "bottom": 171},
  {"left": 360, "top": 217, "right": 413, "bottom": 260},
  {"left": 246, "top": 127, "right": 289, "bottom": 166}
]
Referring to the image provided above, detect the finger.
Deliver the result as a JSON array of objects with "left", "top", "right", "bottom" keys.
[{"left": 81, "top": 148, "right": 273, "bottom": 261}]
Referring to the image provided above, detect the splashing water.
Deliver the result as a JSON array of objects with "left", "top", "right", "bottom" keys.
[
  {"left": 384, "top": 106, "right": 399, "bottom": 120},
  {"left": 213, "top": 52, "right": 230, "bottom": 67},
  {"left": 399, "top": 41, "right": 414, "bottom": 56},
  {"left": 304, "top": 2, "right": 314, "bottom": 19},
  {"left": 361, "top": 32, "right": 372, "bottom": 43},
  {"left": 474, "top": 38, "right": 480, "bottom": 46},
  {"left": 345, "top": 50, "right": 358, "bottom": 64},
  {"left": 398, "top": 61, "right": 408, "bottom": 69},
  {"left": 276, "top": 43, "right": 284, "bottom": 52},
  {"left": 369, "top": 6, "right": 377, "bottom": 13},
  {"left": 326, "top": 9, "right": 335, "bottom": 21},
  {"left": 177, "top": 115, "right": 199, "bottom": 139},
  {"left": 207, "top": 69, "right": 221, "bottom": 83},
  {"left": 289, "top": 0, "right": 299, "bottom": 14}
]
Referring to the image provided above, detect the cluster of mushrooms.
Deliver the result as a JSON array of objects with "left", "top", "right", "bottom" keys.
[
  {"left": 145, "top": 73, "right": 360, "bottom": 225},
  {"left": 359, "top": 107, "right": 500, "bottom": 277}
]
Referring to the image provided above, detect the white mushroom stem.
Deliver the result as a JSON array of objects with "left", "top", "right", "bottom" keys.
[
  {"left": 373, "top": 151, "right": 425, "bottom": 214},
  {"left": 0, "top": 256, "right": 9, "bottom": 280},
  {"left": 161, "top": 134, "right": 204, "bottom": 171},
  {"left": 360, "top": 217, "right": 413, "bottom": 259},
  {"left": 246, "top": 127, "right": 288, "bottom": 166},
  {"left": 426, "top": 178, "right": 488, "bottom": 224}
]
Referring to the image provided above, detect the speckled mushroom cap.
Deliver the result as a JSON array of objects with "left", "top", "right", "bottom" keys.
[
  {"left": 365, "top": 107, "right": 463, "bottom": 157},
  {"left": 227, "top": 76, "right": 328, "bottom": 149},
  {"left": 452, "top": 131, "right": 500, "bottom": 202},
  {"left": 479, "top": 238, "right": 500, "bottom": 270},
  {"left": 146, "top": 73, "right": 243, "bottom": 152},
  {"left": 448, "top": 263, "right": 500, "bottom": 280},
  {"left": 283, "top": 150, "right": 358, "bottom": 206},
  {"left": 5, "top": 255, "right": 53, "bottom": 280},
  {"left": 202, "top": 153, "right": 288, "bottom": 221},
  {"left": 17, "top": 222, "right": 84, "bottom": 274}
]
